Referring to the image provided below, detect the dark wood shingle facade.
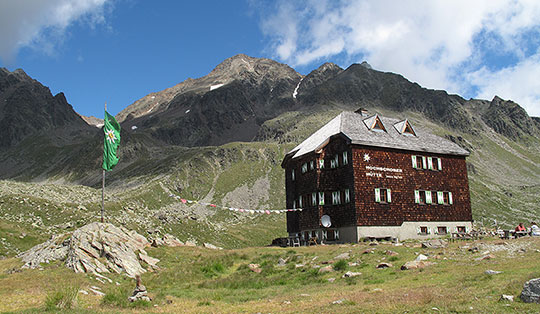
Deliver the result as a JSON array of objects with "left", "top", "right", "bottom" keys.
[{"left": 282, "top": 111, "right": 472, "bottom": 242}]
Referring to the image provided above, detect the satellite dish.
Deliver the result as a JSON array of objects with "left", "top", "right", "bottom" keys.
[{"left": 321, "top": 215, "right": 331, "bottom": 228}]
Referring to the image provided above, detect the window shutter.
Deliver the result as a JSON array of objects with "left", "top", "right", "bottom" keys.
[
  {"left": 299, "top": 195, "right": 303, "bottom": 208},
  {"left": 322, "top": 230, "right": 327, "bottom": 240},
  {"left": 416, "top": 227, "right": 421, "bottom": 234},
  {"left": 427, "top": 227, "right": 431, "bottom": 235},
  {"left": 312, "top": 192, "right": 317, "bottom": 206},
  {"left": 412, "top": 155, "right": 417, "bottom": 168},
  {"left": 345, "top": 189, "right": 350, "bottom": 203},
  {"left": 293, "top": 200, "right": 296, "bottom": 209},
  {"left": 437, "top": 191, "right": 443, "bottom": 204},
  {"left": 375, "top": 188, "right": 381, "bottom": 202},
  {"left": 437, "top": 158, "right": 442, "bottom": 170},
  {"left": 343, "top": 151, "right": 348, "bottom": 165},
  {"left": 319, "top": 192, "right": 325, "bottom": 205},
  {"left": 465, "top": 226, "right": 469, "bottom": 233},
  {"left": 310, "top": 160, "right": 314, "bottom": 170},
  {"left": 414, "top": 190, "right": 420, "bottom": 203},
  {"left": 319, "top": 159, "right": 324, "bottom": 169},
  {"left": 335, "top": 230, "right": 340, "bottom": 240},
  {"left": 449, "top": 192, "right": 453, "bottom": 204},
  {"left": 387, "top": 189, "right": 392, "bottom": 203},
  {"left": 422, "top": 156, "right": 427, "bottom": 169},
  {"left": 291, "top": 169, "right": 295, "bottom": 181},
  {"left": 427, "top": 157, "right": 433, "bottom": 170},
  {"left": 426, "top": 191, "right": 432, "bottom": 204},
  {"left": 335, "top": 155, "right": 339, "bottom": 167}
]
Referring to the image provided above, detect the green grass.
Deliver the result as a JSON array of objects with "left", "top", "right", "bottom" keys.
[{"left": 2, "top": 237, "right": 540, "bottom": 313}]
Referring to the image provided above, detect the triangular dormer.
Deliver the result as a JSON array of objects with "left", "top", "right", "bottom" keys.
[
  {"left": 394, "top": 119, "right": 416, "bottom": 136},
  {"left": 363, "top": 114, "right": 386, "bottom": 132}
]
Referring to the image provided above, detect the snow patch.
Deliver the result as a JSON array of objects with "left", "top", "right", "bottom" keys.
[
  {"left": 292, "top": 77, "right": 304, "bottom": 99},
  {"left": 210, "top": 83, "right": 225, "bottom": 91},
  {"left": 131, "top": 126, "right": 138, "bottom": 130},
  {"left": 185, "top": 109, "right": 190, "bottom": 114}
]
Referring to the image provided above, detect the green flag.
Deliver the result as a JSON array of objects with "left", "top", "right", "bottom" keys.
[{"left": 102, "top": 110, "right": 121, "bottom": 171}]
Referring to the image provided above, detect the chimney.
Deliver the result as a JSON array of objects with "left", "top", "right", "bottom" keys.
[{"left": 355, "top": 107, "right": 369, "bottom": 116}]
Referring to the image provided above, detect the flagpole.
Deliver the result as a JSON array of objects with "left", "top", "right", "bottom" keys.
[{"left": 101, "top": 102, "right": 107, "bottom": 223}]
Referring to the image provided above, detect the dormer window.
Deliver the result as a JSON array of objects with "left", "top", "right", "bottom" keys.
[
  {"left": 363, "top": 114, "right": 387, "bottom": 132},
  {"left": 394, "top": 119, "right": 416, "bottom": 136}
]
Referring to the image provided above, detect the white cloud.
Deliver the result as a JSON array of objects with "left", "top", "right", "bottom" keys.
[
  {"left": 0, "top": 0, "right": 111, "bottom": 65},
  {"left": 469, "top": 52, "right": 540, "bottom": 117},
  {"left": 259, "top": 0, "right": 540, "bottom": 116}
]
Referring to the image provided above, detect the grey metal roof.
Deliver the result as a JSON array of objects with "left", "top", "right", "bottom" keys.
[{"left": 287, "top": 111, "right": 469, "bottom": 159}]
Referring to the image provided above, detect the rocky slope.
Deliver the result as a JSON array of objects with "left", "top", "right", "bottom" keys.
[{"left": 0, "top": 68, "right": 94, "bottom": 148}]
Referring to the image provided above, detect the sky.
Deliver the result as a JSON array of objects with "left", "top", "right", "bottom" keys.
[{"left": 1, "top": 0, "right": 540, "bottom": 118}]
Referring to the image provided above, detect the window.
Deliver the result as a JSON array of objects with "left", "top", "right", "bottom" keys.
[
  {"left": 441, "top": 191, "right": 453, "bottom": 205},
  {"left": 332, "top": 191, "right": 341, "bottom": 205},
  {"left": 412, "top": 155, "right": 423, "bottom": 169},
  {"left": 311, "top": 230, "right": 317, "bottom": 238},
  {"left": 319, "top": 159, "right": 325, "bottom": 169},
  {"left": 330, "top": 155, "right": 338, "bottom": 168},
  {"left": 344, "top": 189, "right": 350, "bottom": 203},
  {"left": 415, "top": 190, "right": 426, "bottom": 204},
  {"left": 457, "top": 226, "right": 466, "bottom": 233},
  {"left": 291, "top": 169, "right": 295, "bottom": 181},
  {"left": 427, "top": 157, "right": 433, "bottom": 170},
  {"left": 419, "top": 226, "right": 429, "bottom": 235},
  {"left": 431, "top": 191, "right": 439, "bottom": 204},
  {"left": 318, "top": 192, "right": 325, "bottom": 205},
  {"left": 309, "top": 160, "right": 314, "bottom": 171},
  {"left": 425, "top": 191, "right": 432, "bottom": 204},
  {"left": 312, "top": 192, "right": 317, "bottom": 206},
  {"left": 342, "top": 151, "right": 348, "bottom": 165},
  {"left": 375, "top": 188, "right": 391, "bottom": 203},
  {"left": 437, "top": 226, "right": 448, "bottom": 235},
  {"left": 301, "top": 163, "right": 308, "bottom": 174}
]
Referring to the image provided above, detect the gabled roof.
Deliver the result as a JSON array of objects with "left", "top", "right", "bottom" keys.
[{"left": 284, "top": 111, "right": 469, "bottom": 162}]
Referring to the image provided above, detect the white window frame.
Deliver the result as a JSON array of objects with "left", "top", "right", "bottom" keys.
[
  {"left": 343, "top": 151, "right": 348, "bottom": 165},
  {"left": 312, "top": 192, "right": 317, "bottom": 206},
  {"left": 344, "top": 189, "right": 350, "bottom": 203},
  {"left": 319, "top": 159, "right": 324, "bottom": 169},
  {"left": 318, "top": 192, "right": 325, "bottom": 205},
  {"left": 301, "top": 163, "right": 308, "bottom": 174},
  {"left": 427, "top": 157, "right": 433, "bottom": 170},
  {"left": 309, "top": 160, "right": 314, "bottom": 170}
]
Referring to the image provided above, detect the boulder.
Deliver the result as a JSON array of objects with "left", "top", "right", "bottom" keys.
[
  {"left": 203, "top": 243, "right": 222, "bottom": 250},
  {"left": 401, "top": 260, "right": 435, "bottom": 270},
  {"left": 500, "top": 294, "right": 514, "bottom": 302},
  {"left": 342, "top": 271, "right": 361, "bottom": 278},
  {"left": 128, "top": 275, "right": 151, "bottom": 302},
  {"left": 422, "top": 239, "right": 448, "bottom": 249},
  {"left": 385, "top": 250, "right": 399, "bottom": 256},
  {"left": 334, "top": 252, "right": 350, "bottom": 260},
  {"left": 20, "top": 222, "right": 154, "bottom": 277},
  {"left": 376, "top": 262, "right": 392, "bottom": 269},
  {"left": 318, "top": 265, "right": 334, "bottom": 273},
  {"left": 485, "top": 270, "right": 502, "bottom": 275},
  {"left": 248, "top": 263, "right": 261, "bottom": 273},
  {"left": 415, "top": 254, "right": 428, "bottom": 261},
  {"left": 520, "top": 278, "right": 540, "bottom": 303},
  {"left": 162, "top": 234, "right": 184, "bottom": 247}
]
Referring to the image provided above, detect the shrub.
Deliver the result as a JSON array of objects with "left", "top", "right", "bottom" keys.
[
  {"left": 45, "top": 286, "right": 78, "bottom": 311},
  {"left": 333, "top": 259, "right": 348, "bottom": 271},
  {"left": 201, "top": 261, "right": 227, "bottom": 278}
]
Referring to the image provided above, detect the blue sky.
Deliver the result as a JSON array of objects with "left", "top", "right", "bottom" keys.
[{"left": 1, "top": 0, "right": 540, "bottom": 118}]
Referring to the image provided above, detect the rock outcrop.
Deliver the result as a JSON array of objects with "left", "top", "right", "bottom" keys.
[
  {"left": 20, "top": 222, "right": 157, "bottom": 277},
  {"left": 520, "top": 278, "right": 540, "bottom": 303}
]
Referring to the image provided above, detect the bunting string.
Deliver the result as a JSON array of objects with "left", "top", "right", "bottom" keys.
[{"left": 169, "top": 194, "right": 303, "bottom": 214}]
